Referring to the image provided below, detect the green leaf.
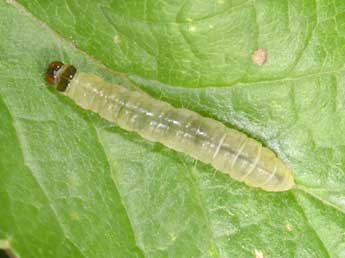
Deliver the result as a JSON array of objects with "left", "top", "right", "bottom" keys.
[{"left": 1, "top": 0, "right": 344, "bottom": 257}]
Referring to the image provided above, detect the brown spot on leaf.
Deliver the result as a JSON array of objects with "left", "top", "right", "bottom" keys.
[{"left": 251, "top": 48, "right": 267, "bottom": 65}]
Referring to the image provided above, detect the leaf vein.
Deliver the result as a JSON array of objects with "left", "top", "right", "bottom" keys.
[{"left": 0, "top": 95, "right": 87, "bottom": 258}]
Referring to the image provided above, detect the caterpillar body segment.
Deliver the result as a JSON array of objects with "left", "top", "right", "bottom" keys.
[{"left": 46, "top": 61, "right": 294, "bottom": 192}]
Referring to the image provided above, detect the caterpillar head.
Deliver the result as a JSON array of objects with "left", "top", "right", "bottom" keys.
[{"left": 46, "top": 61, "right": 77, "bottom": 92}]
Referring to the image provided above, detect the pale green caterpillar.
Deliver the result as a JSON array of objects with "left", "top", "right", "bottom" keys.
[{"left": 46, "top": 61, "right": 294, "bottom": 192}]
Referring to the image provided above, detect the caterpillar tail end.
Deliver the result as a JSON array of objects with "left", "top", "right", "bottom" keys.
[
  {"left": 45, "top": 61, "right": 77, "bottom": 92},
  {"left": 276, "top": 172, "right": 295, "bottom": 192},
  {"left": 266, "top": 168, "right": 295, "bottom": 192}
]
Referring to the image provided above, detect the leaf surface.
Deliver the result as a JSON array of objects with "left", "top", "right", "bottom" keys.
[{"left": 1, "top": 0, "right": 345, "bottom": 257}]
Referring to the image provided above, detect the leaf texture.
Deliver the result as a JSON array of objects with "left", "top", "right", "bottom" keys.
[{"left": 1, "top": 0, "right": 345, "bottom": 257}]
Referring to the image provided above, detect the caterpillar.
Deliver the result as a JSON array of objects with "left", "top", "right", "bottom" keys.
[{"left": 45, "top": 61, "right": 294, "bottom": 192}]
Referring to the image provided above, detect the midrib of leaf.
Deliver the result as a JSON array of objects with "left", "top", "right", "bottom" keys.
[
  {"left": 93, "top": 128, "right": 147, "bottom": 258},
  {"left": 238, "top": 67, "right": 345, "bottom": 87},
  {"left": 0, "top": 94, "right": 87, "bottom": 257},
  {"left": 291, "top": 192, "right": 331, "bottom": 258},
  {"left": 297, "top": 186, "right": 345, "bottom": 214},
  {"left": 0, "top": 94, "right": 88, "bottom": 257},
  {"left": 170, "top": 159, "right": 221, "bottom": 258}
]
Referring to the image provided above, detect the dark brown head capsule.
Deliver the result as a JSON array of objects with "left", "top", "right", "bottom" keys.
[{"left": 45, "top": 61, "right": 77, "bottom": 92}]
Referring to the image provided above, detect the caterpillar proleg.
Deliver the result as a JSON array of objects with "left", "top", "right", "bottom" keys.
[{"left": 46, "top": 61, "right": 294, "bottom": 192}]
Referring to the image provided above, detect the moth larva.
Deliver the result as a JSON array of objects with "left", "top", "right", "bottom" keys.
[{"left": 46, "top": 61, "right": 295, "bottom": 192}]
